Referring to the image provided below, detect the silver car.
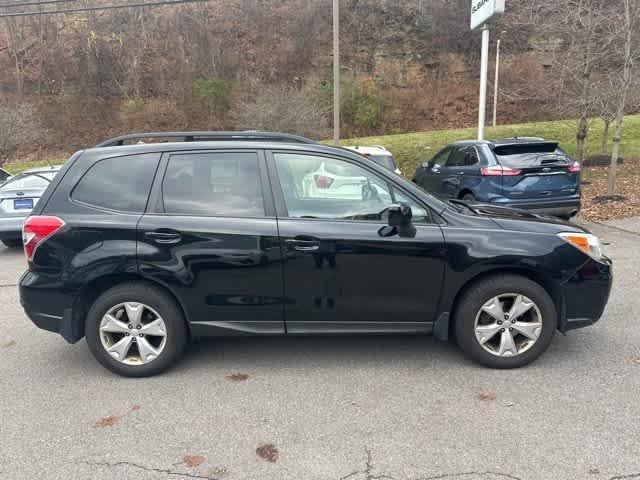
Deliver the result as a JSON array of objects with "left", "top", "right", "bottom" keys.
[{"left": 0, "top": 166, "right": 61, "bottom": 248}]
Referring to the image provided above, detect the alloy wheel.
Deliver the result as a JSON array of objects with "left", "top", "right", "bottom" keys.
[
  {"left": 99, "top": 302, "right": 167, "bottom": 365},
  {"left": 474, "top": 293, "right": 543, "bottom": 357}
]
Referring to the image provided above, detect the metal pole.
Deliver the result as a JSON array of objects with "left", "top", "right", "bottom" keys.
[
  {"left": 477, "top": 24, "right": 490, "bottom": 141},
  {"left": 333, "top": 0, "right": 340, "bottom": 145},
  {"left": 492, "top": 38, "right": 501, "bottom": 128}
]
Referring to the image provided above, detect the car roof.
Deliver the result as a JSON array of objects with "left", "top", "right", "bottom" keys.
[
  {"left": 343, "top": 145, "right": 392, "bottom": 156},
  {"left": 21, "top": 165, "right": 63, "bottom": 174},
  {"left": 451, "top": 137, "right": 557, "bottom": 148}
]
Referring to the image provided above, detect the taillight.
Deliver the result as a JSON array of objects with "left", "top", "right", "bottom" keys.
[
  {"left": 480, "top": 165, "right": 522, "bottom": 176},
  {"left": 314, "top": 175, "right": 334, "bottom": 189},
  {"left": 568, "top": 161, "right": 581, "bottom": 173},
  {"left": 22, "top": 216, "right": 65, "bottom": 261}
]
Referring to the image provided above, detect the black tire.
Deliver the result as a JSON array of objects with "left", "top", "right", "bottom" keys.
[
  {"left": 85, "top": 282, "right": 188, "bottom": 377},
  {"left": 2, "top": 238, "right": 22, "bottom": 248},
  {"left": 454, "top": 274, "right": 557, "bottom": 369},
  {"left": 461, "top": 193, "right": 476, "bottom": 202}
]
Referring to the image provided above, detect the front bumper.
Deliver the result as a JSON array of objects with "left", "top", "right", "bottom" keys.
[{"left": 559, "top": 256, "right": 613, "bottom": 332}]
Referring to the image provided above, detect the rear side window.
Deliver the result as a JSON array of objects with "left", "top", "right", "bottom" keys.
[
  {"left": 72, "top": 153, "right": 159, "bottom": 213},
  {"left": 162, "top": 152, "right": 264, "bottom": 217},
  {"left": 494, "top": 143, "right": 570, "bottom": 168}
]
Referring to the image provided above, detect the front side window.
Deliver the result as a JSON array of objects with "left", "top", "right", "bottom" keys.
[
  {"left": 162, "top": 152, "right": 264, "bottom": 217},
  {"left": 72, "top": 153, "right": 159, "bottom": 213},
  {"left": 274, "top": 153, "right": 429, "bottom": 223},
  {"left": 429, "top": 148, "right": 451, "bottom": 168}
]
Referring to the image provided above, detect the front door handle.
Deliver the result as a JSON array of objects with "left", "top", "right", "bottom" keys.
[
  {"left": 145, "top": 230, "right": 182, "bottom": 244},
  {"left": 457, "top": 171, "right": 465, "bottom": 175},
  {"left": 285, "top": 238, "right": 320, "bottom": 252}
]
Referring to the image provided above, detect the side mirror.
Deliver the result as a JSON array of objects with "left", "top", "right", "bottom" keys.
[{"left": 386, "top": 203, "right": 412, "bottom": 227}]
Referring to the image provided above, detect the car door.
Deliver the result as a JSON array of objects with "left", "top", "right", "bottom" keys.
[
  {"left": 416, "top": 147, "right": 451, "bottom": 197},
  {"left": 267, "top": 150, "right": 446, "bottom": 334},
  {"left": 137, "top": 149, "right": 285, "bottom": 336},
  {"left": 439, "top": 147, "right": 469, "bottom": 198}
]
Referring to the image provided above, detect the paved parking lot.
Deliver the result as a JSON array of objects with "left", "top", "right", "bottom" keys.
[{"left": 1, "top": 220, "right": 639, "bottom": 480}]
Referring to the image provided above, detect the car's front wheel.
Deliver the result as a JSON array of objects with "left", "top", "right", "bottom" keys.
[
  {"left": 85, "top": 283, "right": 187, "bottom": 377},
  {"left": 454, "top": 275, "right": 556, "bottom": 368}
]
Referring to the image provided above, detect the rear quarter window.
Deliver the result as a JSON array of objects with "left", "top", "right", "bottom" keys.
[{"left": 71, "top": 153, "right": 159, "bottom": 213}]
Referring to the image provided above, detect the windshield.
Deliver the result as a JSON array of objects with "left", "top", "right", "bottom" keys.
[
  {"left": 0, "top": 171, "right": 56, "bottom": 191},
  {"left": 494, "top": 143, "right": 571, "bottom": 168},
  {"left": 367, "top": 154, "right": 397, "bottom": 171}
]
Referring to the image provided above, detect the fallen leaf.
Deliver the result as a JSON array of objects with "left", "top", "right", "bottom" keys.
[
  {"left": 632, "top": 357, "right": 640, "bottom": 365},
  {"left": 256, "top": 444, "right": 279, "bottom": 463},
  {"left": 588, "top": 468, "right": 600, "bottom": 474},
  {"left": 226, "top": 373, "right": 249, "bottom": 382},
  {"left": 182, "top": 455, "right": 206, "bottom": 467},
  {"left": 2, "top": 340, "right": 16, "bottom": 348},
  {"left": 131, "top": 405, "right": 141, "bottom": 411},
  {"left": 477, "top": 391, "right": 497, "bottom": 401},
  {"left": 95, "top": 416, "right": 119, "bottom": 427}
]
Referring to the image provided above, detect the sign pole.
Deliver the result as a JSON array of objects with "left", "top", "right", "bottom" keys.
[
  {"left": 477, "top": 24, "right": 490, "bottom": 141},
  {"left": 333, "top": 0, "right": 340, "bottom": 145},
  {"left": 492, "top": 38, "right": 501, "bottom": 128}
]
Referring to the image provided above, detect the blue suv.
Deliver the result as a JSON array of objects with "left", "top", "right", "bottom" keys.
[{"left": 412, "top": 138, "right": 581, "bottom": 218}]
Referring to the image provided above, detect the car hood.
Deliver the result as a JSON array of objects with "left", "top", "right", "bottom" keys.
[{"left": 461, "top": 203, "right": 587, "bottom": 234}]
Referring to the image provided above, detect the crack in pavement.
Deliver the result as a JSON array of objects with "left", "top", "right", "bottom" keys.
[
  {"left": 610, "top": 474, "right": 640, "bottom": 480},
  {"left": 0, "top": 283, "right": 18, "bottom": 288},
  {"left": 81, "top": 460, "right": 220, "bottom": 479},
  {"left": 339, "top": 447, "right": 397, "bottom": 480},
  {"left": 413, "top": 473, "right": 524, "bottom": 480}
]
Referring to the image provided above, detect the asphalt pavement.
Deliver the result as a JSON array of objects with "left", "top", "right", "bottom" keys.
[{"left": 1, "top": 219, "right": 639, "bottom": 480}]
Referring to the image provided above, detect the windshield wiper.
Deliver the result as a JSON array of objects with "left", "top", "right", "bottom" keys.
[{"left": 448, "top": 199, "right": 478, "bottom": 214}]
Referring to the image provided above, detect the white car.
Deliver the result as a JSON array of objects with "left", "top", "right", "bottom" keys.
[
  {"left": 301, "top": 161, "right": 391, "bottom": 201},
  {"left": 343, "top": 145, "right": 402, "bottom": 176}
]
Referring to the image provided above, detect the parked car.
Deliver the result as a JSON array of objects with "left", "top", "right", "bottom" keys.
[
  {"left": 0, "top": 167, "right": 12, "bottom": 186},
  {"left": 301, "top": 161, "right": 391, "bottom": 202},
  {"left": 412, "top": 138, "right": 581, "bottom": 218},
  {"left": 20, "top": 131, "right": 611, "bottom": 377},
  {"left": 0, "top": 165, "right": 61, "bottom": 248},
  {"left": 344, "top": 145, "right": 402, "bottom": 175}
]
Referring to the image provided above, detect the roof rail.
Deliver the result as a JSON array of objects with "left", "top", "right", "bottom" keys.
[{"left": 95, "top": 131, "right": 318, "bottom": 148}]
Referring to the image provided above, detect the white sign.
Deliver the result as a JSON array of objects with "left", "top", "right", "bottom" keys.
[{"left": 470, "top": 0, "right": 505, "bottom": 30}]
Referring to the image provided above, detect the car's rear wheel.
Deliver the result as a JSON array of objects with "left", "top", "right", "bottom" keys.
[
  {"left": 454, "top": 275, "right": 556, "bottom": 368},
  {"left": 85, "top": 283, "right": 187, "bottom": 377},
  {"left": 2, "top": 238, "right": 22, "bottom": 248},
  {"left": 461, "top": 193, "right": 476, "bottom": 202}
]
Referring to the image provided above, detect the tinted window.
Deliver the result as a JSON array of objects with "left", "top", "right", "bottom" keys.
[
  {"left": 446, "top": 148, "right": 467, "bottom": 167},
  {"left": 428, "top": 148, "right": 451, "bottom": 167},
  {"left": 274, "top": 153, "right": 429, "bottom": 223},
  {"left": 367, "top": 154, "right": 396, "bottom": 171},
  {"left": 72, "top": 154, "right": 158, "bottom": 213},
  {"left": 1, "top": 171, "right": 56, "bottom": 191},
  {"left": 162, "top": 152, "right": 264, "bottom": 217},
  {"left": 0, "top": 168, "right": 10, "bottom": 183},
  {"left": 463, "top": 148, "right": 479, "bottom": 166}
]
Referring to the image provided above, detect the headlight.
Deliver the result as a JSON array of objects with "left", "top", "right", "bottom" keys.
[{"left": 558, "top": 232, "right": 604, "bottom": 260}]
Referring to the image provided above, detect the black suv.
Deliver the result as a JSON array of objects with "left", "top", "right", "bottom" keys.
[{"left": 19, "top": 132, "right": 612, "bottom": 377}]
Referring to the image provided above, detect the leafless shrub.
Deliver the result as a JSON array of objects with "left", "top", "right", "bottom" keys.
[
  {"left": 232, "top": 84, "right": 330, "bottom": 140},
  {"left": 0, "top": 103, "right": 43, "bottom": 163}
]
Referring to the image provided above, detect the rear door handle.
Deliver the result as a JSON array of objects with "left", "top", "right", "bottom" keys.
[
  {"left": 145, "top": 230, "right": 182, "bottom": 244},
  {"left": 285, "top": 238, "right": 320, "bottom": 252}
]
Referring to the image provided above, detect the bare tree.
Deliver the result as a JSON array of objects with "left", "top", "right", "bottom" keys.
[
  {"left": 0, "top": 103, "right": 43, "bottom": 164},
  {"left": 232, "top": 84, "right": 330, "bottom": 140},
  {"left": 607, "top": 0, "right": 639, "bottom": 194}
]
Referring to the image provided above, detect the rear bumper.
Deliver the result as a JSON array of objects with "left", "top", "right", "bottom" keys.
[
  {"left": 494, "top": 197, "right": 580, "bottom": 218},
  {"left": 20, "top": 270, "right": 82, "bottom": 343},
  {"left": 559, "top": 256, "right": 613, "bottom": 332},
  {"left": 0, "top": 216, "right": 25, "bottom": 238}
]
